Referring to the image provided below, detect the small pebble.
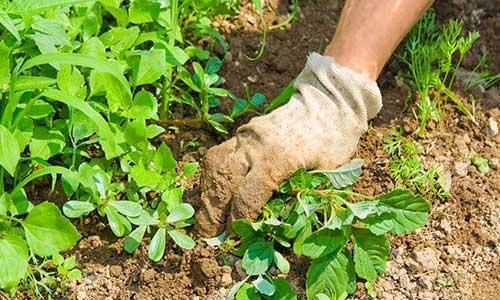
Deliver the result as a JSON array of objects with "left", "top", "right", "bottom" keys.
[
  {"left": 482, "top": 117, "right": 498, "bottom": 138},
  {"left": 453, "top": 162, "right": 469, "bottom": 177}
]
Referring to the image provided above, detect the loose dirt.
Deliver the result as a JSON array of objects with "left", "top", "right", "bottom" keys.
[{"left": 5, "top": 1, "right": 499, "bottom": 299}]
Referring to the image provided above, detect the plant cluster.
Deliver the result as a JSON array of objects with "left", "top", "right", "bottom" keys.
[
  {"left": 397, "top": 9, "right": 480, "bottom": 136},
  {"left": 0, "top": 0, "right": 253, "bottom": 296},
  {"left": 224, "top": 159, "right": 430, "bottom": 299},
  {"left": 383, "top": 128, "right": 449, "bottom": 199}
]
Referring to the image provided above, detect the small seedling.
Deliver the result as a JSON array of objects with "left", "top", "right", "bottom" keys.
[
  {"left": 469, "top": 151, "right": 489, "bottom": 174},
  {"left": 384, "top": 128, "right": 449, "bottom": 199}
]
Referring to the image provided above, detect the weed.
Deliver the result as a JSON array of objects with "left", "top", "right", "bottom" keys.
[
  {"left": 397, "top": 9, "right": 479, "bottom": 136},
  {"left": 466, "top": 50, "right": 500, "bottom": 90},
  {"left": 469, "top": 151, "right": 489, "bottom": 174},
  {"left": 383, "top": 128, "right": 449, "bottom": 199},
  {"left": 225, "top": 160, "right": 430, "bottom": 299}
]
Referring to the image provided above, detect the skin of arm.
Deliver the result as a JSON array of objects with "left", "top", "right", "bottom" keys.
[{"left": 324, "top": 0, "right": 434, "bottom": 81}]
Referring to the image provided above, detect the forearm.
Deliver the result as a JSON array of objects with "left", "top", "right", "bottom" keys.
[{"left": 324, "top": 0, "right": 434, "bottom": 80}]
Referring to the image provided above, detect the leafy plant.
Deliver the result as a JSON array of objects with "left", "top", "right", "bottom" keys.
[
  {"left": 469, "top": 151, "right": 489, "bottom": 174},
  {"left": 465, "top": 50, "right": 500, "bottom": 90},
  {"left": 396, "top": 9, "right": 480, "bottom": 136},
  {"left": 384, "top": 128, "right": 449, "bottom": 199},
  {"left": 225, "top": 159, "right": 430, "bottom": 299}
]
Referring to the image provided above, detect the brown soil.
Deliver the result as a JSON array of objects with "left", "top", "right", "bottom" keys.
[{"left": 4, "top": 0, "right": 500, "bottom": 300}]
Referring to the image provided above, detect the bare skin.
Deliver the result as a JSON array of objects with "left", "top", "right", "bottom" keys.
[
  {"left": 325, "top": 0, "right": 434, "bottom": 81},
  {"left": 195, "top": 0, "right": 435, "bottom": 237}
]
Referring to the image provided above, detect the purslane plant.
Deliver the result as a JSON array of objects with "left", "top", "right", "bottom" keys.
[{"left": 225, "top": 159, "right": 430, "bottom": 299}]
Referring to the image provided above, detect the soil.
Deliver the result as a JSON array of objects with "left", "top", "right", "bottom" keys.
[{"left": 3, "top": 0, "right": 500, "bottom": 299}]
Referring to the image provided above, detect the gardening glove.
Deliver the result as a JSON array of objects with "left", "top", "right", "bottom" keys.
[{"left": 194, "top": 52, "right": 382, "bottom": 237}]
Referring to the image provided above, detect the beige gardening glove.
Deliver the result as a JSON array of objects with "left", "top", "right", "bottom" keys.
[{"left": 194, "top": 52, "right": 382, "bottom": 237}]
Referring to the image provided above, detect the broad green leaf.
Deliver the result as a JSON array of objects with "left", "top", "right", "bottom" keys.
[
  {"left": 13, "top": 117, "right": 33, "bottom": 151},
  {"left": 0, "top": 9, "right": 20, "bottom": 41},
  {"left": 0, "top": 42, "right": 9, "bottom": 92},
  {"left": 132, "top": 49, "right": 167, "bottom": 86},
  {"left": 12, "top": 166, "right": 76, "bottom": 195},
  {"left": 148, "top": 227, "right": 166, "bottom": 262},
  {"left": 43, "top": 89, "right": 123, "bottom": 159},
  {"left": 271, "top": 277, "right": 297, "bottom": 300},
  {"left": 0, "top": 124, "right": 20, "bottom": 176},
  {"left": 21, "top": 53, "right": 129, "bottom": 89},
  {"left": 161, "top": 187, "right": 184, "bottom": 212},
  {"left": 104, "top": 206, "right": 132, "bottom": 237},
  {"left": 146, "top": 124, "right": 165, "bottom": 138},
  {"left": 71, "top": 110, "right": 96, "bottom": 142},
  {"left": 124, "top": 118, "right": 148, "bottom": 149},
  {"left": 80, "top": 37, "right": 106, "bottom": 58},
  {"left": 315, "top": 294, "right": 330, "bottom": 300},
  {"left": 130, "top": 164, "right": 161, "bottom": 189},
  {"left": 252, "top": 275, "right": 275, "bottom": 296},
  {"left": 63, "top": 201, "right": 96, "bottom": 218},
  {"left": 25, "top": 100, "right": 55, "bottom": 119},
  {"left": 183, "top": 162, "right": 198, "bottom": 178},
  {"left": 99, "top": 72, "right": 133, "bottom": 112},
  {"left": 153, "top": 142, "right": 176, "bottom": 172},
  {"left": 29, "top": 126, "right": 65, "bottom": 160},
  {"left": 205, "top": 57, "right": 223, "bottom": 74},
  {"left": 204, "top": 230, "right": 227, "bottom": 246},
  {"left": 128, "top": 209, "right": 159, "bottom": 226},
  {"left": 251, "top": 93, "right": 266, "bottom": 106},
  {"left": 15, "top": 76, "right": 57, "bottom": 91},
  {"left": 0, "top": 235, "right": 28, "bottom": 291},
  {"left": 353, "top": 228, "right": 390, "bottom": 281},
  {"left": 57, "top": 65, "right": 86, "bottom": 99},
  {"left": 370, "top": 189, "right": 430, "bottom": 235},
  {"left": 109, "top": 200, "right": 142, "bottom": 217},
  {"left": 301, "top": 228, "right": 348, "bottom": 259},
  {"left": 165, "top": 45, "right": 190, "bottom": 66},
  {"left": 349, "top": 201, "right": 378, "bottom": 219},
  {"left": 306, "top": 251, "right": 350, "bottom": 300},
  {"left": 124, "top": 225, "right": 146, "bottom": 254},
  {"left": 10, "top": 0, "right": 95, "bottom": 14},
  {"left": 273, "top": 251, "right": 290, "bottom": 274},
  {"left": 230, "top": 280, "right": 252, "bottom": 300},
  {"left": 242, "top": 241, "right": 274, "bottom": 275},
  {"left": 128, "top": 0, "right": 160, "bottom": 24},
  {"left": 22, "top": 202, "right": 81, "bottom": 257},
  {"left": 166, "top": 228, "right": 195, "bottom": 249},
  {"left": 315, "top": 158, "right": 364, "bottom": 189},
  {"left": 122, "top": 90, "right": 158, "bottom": 120},
  {"left": 167, "top": 203, "right": 194, "bottom": 223}
]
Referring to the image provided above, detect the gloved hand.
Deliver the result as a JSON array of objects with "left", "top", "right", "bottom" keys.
[{"left": 194, "top": 52, "right": 382, "bottom": 237}]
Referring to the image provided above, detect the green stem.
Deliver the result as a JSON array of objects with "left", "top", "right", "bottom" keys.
[{"left": 0, "top": 167, "right": 4, "bottom": 195}]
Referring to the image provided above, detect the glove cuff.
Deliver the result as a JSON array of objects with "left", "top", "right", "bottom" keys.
[{"left": 295, "top": 52, "right": 383, "bottom": 120}]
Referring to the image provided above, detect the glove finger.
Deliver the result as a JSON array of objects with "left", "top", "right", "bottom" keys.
[{"left": 194, "top": 137, "right": 248, "bottom": 237}]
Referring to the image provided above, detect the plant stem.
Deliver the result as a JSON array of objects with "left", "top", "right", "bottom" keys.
[
  {"left": 0, "top": 167, "right": 4, "bottom": 195},
  {"left": 156, "top": 117, "right": 203, "bottom": 126}
]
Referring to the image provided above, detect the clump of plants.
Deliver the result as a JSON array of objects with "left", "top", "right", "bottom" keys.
[
  {"left": 397, "top": 9, "right": 480, "bottom": 136},
  {"left": 223, "top": 159, "right": 430, "bottom": 299},
  {"left": 384, "top": 128, "right": 449, "bottom": 199}
]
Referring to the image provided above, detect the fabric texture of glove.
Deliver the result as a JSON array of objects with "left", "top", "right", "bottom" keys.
[{"left": 194, "top": 52, "right": 383, "bottom": 237}]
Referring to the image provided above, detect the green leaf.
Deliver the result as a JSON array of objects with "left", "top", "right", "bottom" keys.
[
  {"left": 71, "top": 110, "right": 96, "bottom": 142},
  {"left": 315, "top": 158, "right": 364, "bottom": 189},
  {"left": 43, "top": 89, "right": 123, "bottom": 159},
  {"left": 108, "top": 200, "right": 142, "bottom": 217},
  {"left": 353, "top": 228, "right": 390, "bottom": 281},
  {"left": 369, "top": 189, "right": 430, "bottom": 235},
  {"left": 124, "top": 225, "right": 146, "bottom": 254},
  {"left": 0, "top": 124, "right": 20, "bottom": 176},
  {"left": 0, "top": 235, "right": 28, "bottom": 291},
  {"left": 10, "top": 0, "right": 95, "bottom": 14},
  {"left": 0, "top": 42, "right": 9, "bottom": 93},
  {"left": 349, "top": 201, "right": 378, "bottom": 219},
  {"left": 271, "top": 277, "right": 297, "bottom": 300},
  {"left": 132, "top": 49, "right": 167, "bottom": 86},
  {"left": 242, "top": 241, "right": 274, "bottom": 275},
  {"left": 153, "top": 142, "right": 176, "bottom": 172},
  {"left": 252, "top": 275, "right": 275, "bottom": 296},
  {"left": 0, "top": 8, "right": 21, "bottom": 41},
  {"left": 130, "top": 164, "right": 161, "bottom": 189},
  {"left": 165, "top": 45, "right": 190, "bottom": 66},
  {"left": 122, "top": 90, "right": 158, "bottom": 120},
  {"left": 25, "top": 100, "right": 55, "bottom": 119},
  {"left": 301, "top": 228, "right": 348, "bottom": 259},
  {"left": 128, "top": 210, "right": 159, "bottom": 226},
  {"left": 21, "top": 53, "right": 128, "bottom": 89},
  {"left": 128, "top": 0, "right": 160, "bottom": 24},
  {"left": 124, "top": 118, "right": 148, "bottom": 149},
  {"left": 166, "top": 228, "right": 195, "bottom": 249},
  {"left": 306, "top": 251, "right": 350, "bottom": 300},
  {"left": 29, "top": 126, "right": 65, "bottom": 160},
  {"left": 63, "top": 201, "right": 96, "bottom": 218},
  {"left": 234, "top": 282, "right": 258, "bottom": 300},
  {"left": 183, "top": 162, "right": 198, "bottom": 178},
  {"left": 104, "top": 206, "right": 132, "bottom": 237},
  {"left": 149, "top": 227, "right": 166, "bottom": 262},
  {"left": 204, "top": 230, "right": 227, "bottom": 246},
  {"left": 146, "top": 124, "right": 165, "bottom": 138},
  {"left": 22, "top": 202, "right": 81, "bottom": 257},
  {"left": 251, "top": 93, "right": 266, "bottom": 106},
  {"left": 167, "top": 203, "right": 194, "bottom": 223},
  {"left": 273, "top": 251, "right": 290, "bottom": 274},
  {"left": 162, "top": 187, "right": 184, "bottom": 212},
  {"left": 205, "top": 57, "right": 223, "bottom": 74},
  {"left": 15, "top": 76, "right": 57, "bottom": 91}
]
